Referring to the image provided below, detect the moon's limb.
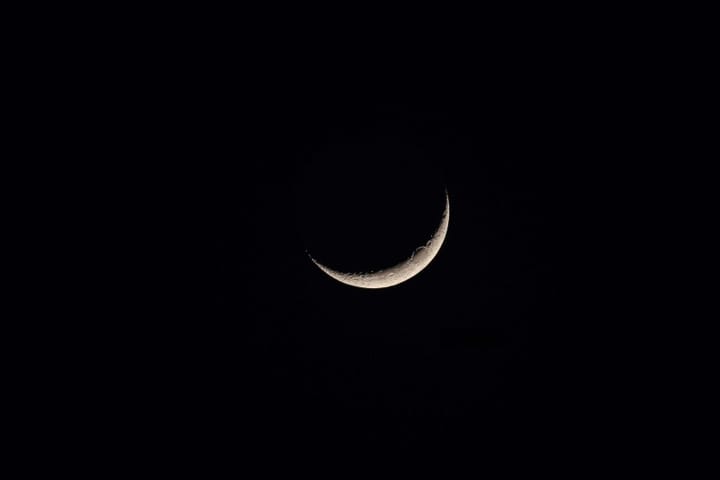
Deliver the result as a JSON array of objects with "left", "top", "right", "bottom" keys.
[{"left": 308, "top": 190, "right": 450, "bottom": 289}]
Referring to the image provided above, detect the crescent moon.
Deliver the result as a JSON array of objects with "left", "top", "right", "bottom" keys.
[{"left": 308, "top": 190, "right": 450, "bottom": 289}]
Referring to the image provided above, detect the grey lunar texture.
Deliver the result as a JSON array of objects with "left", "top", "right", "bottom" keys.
[{"left": 308, "top": 190, "right": 450, "bottom": 289}]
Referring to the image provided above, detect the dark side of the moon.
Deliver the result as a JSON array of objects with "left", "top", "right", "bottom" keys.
[{"left": 296, "top": 137, "right": 447, "bottom": 274}]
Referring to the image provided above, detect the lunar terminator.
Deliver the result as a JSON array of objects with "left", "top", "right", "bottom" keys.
[{"left": 308, "top": 190, "right": 450, "bottom": 289}]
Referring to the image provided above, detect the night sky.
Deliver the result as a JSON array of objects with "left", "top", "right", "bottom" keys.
[
  {"left": 84, "top": 42, "right": 633, "bottom": 452},
  {"left": 35, "top": 12, "right": 670, "bottom": 459},
  {"left": 202, "top": 76, "right": 591, "bottom": 444}
]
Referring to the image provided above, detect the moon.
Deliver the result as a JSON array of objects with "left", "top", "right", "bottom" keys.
[{"left": 308, "top": 190, "right": 450, "bottom": 289}]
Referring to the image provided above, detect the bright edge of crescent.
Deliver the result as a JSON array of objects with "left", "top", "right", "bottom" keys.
[{"left": 307, "top": 189, "right": 450, "bottom": 289}]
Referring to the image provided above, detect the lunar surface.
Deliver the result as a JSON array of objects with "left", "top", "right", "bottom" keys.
[{"left": 308, "top": 190, "right": 450, "bottom": 289}]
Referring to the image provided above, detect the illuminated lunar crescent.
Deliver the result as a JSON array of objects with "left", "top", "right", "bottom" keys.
[{"left": 308, "top": 190, "right": 450, "bottom": 289}]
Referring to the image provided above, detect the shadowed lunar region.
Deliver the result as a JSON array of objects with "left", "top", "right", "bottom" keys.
[{"left": 308, "top": 189, "right": 450, "bottom": 289}]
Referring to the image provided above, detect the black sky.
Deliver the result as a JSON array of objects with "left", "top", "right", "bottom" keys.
[
  {"left": 201, "top": 72, "right": 597, "bottom": 443},
  {"left": 27, "top": 8, "right": 682, "bottom": 460}
]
